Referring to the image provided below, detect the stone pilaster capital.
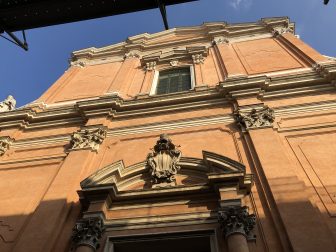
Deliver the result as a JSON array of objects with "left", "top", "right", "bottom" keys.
[
  {"left": 71, "top": 217, "right": 105, "bottom": 251},
  {"left": 212, "top": 36, "right": 229, "bottom": 45},
  {"left": 192, "top": 54, "right": 205, "bottom": 64},
  {"left": 218, "top": 206, "right": 256, "bottom": 240},
  {"left": 0, "top": 136, "right": 14, "bottom": 156},
  {"left": 69, "top": 127, "right": 107, "bottom": 152},
  {"left": 145, "top": 61, "right": 157, "bottom": 71},
  {"left": 124, "top": 51, "right": 141, "bottom": 59},
  {"left": 235, "top": 106, "right": 275, "bottom": 132}
]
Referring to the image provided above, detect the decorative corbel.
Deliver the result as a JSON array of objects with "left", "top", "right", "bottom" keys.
[
  {"left": 272, "top": 26, "right": 294, "bottom": 37},
  {"left": 71, "top": 217, "right": 105, "bottom": 251},
  {"left": 69, "top": 127, "right": 107, "bottom": 152},
  {"left": 0, "top": 136, "right": 14, "bottom": 156},
  {"left": 235, "top": 106, "right": 275, "bottom": 132}
]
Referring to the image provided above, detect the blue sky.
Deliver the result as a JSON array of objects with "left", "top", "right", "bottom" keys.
[{"left": 1, "top": 0, "right": 335, "bottom": 107}]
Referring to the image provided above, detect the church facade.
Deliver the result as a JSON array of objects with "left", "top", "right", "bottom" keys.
[{"left": 0, "top": 17, "right": 336, "bottom": 252}]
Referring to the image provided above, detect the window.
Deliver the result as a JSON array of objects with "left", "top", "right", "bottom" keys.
[{"left": 153, "top": 67, "right": 193, "bottom": 95}]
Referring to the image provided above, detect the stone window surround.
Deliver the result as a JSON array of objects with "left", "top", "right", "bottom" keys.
[{"left": 149, "top": 65, "right": 196, "bottom": 95}]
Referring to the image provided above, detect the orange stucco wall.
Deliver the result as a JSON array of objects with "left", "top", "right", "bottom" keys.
[{"left": 1, "top": 26, "right": 336, "bottom": 252}]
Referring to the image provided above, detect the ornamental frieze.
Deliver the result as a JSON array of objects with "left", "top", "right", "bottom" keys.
[
  {"left": 71, "top": 217, "right": 105, "bottom": 251},
  {"left": 192, "top": 54, "right": 205, "bottom": 64},
  {"left": 146, "top": 134, "right": 182, "bottom": 187},
  {"left": 218, "top": 206, "right": 256, "bottom": 240},
  {"left": 235, "top": 106, "right": 275, "bottom": 131},
  {"left": 0, "top": 136, "right": 13, "bottom": 156},
  {"left": 0, "top": 95, "right": 16, "bottom": 112},
  {"left": 70, "top": 128, "right": 107, "bottom": 151}
]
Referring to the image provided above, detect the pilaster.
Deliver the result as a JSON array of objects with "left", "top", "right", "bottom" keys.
[
  {"left": 218, "top": 206, "right": 256, "bottom": 252},
  {"left": 12, "top": 127, "right": 107, "bottom": 252},
  {"left": 235, "top": 102, "right": 335, "bottom": 251}
]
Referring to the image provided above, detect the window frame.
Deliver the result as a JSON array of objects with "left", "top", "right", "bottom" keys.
[{"left": 149, "top": 65, "right": 195, "bottom": 95}]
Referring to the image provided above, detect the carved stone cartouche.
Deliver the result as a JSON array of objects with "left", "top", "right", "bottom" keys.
[
  {"left": 71, "top": 217, "right": 105, "bottom": 251},
  {"left": 146, "top": 134, "right": 182, "bottom": 185},
  {"left": 235, "top": 106, "right": 275, "bottom": 131},
  {"left": 0, "top": 95, "right": 16, "bottom": 112},
  {"left": 70, "top": 128, "right": 107, "bottom": 151},
  {"left": 0, "top": 137, "right": 13, "bottom": 156},
  {"left": 218, "top": 206, "right": 256, "bottom": 240}
]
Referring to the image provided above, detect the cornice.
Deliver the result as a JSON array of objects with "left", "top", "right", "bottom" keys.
[{"left": 69, "top": 17, "right": 293, "bottom": 65}]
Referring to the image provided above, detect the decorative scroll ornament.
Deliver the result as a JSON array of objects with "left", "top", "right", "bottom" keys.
[
  {"left": 146, "top": 134, "right": 182, "bottom": 185},
  {"left": 70, "top": 128, "right": 107, "bottom": 151},
  {"left": 192, "top": 54, "right": 205, "bottom": 64},
  {"left": 0, "top": 95, "right": 16, "bottom": 112},
  {"left": 70, "top": 60, "right": 86, "bottom": 67},
  {"left": 218, "top": 206, "right": 256, "bottom": 240},
  {"left": 235, "top": 106, "right": 275, "bottom": 131},
  {"left": 71, "top": 217, "right": 105, "bottom": 251},
  {"left": 145, "top": 61, "right": 157, "bottom": 71},
  {"left": 170, "top": 60, "right": 179, "bottom": 67},
  {"left": 0, "top": 136, "right": 13, "bottom": 156}
]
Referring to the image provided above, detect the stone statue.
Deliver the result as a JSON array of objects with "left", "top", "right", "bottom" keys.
[
  {"left": 0, "top": 95, "right": 16, "bottom": 112},
  {"left": 146, "top": 134, "right": 182, "bottom": 186}
]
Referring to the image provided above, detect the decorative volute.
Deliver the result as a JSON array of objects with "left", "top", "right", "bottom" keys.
[{"left": 69, "top": 128, "right": 107, "bottom": 151}]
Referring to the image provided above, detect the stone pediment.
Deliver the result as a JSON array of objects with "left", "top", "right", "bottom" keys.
[{"left": 80, "top": 151, "right": 248, "bottom": 191}]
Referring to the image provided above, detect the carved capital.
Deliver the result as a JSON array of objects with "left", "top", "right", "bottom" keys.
[
  {"left": 146, "top": 134, "right": 182, "bottom": 186},
  {"left": 70, "top": 128, "right": 107, "bottom": 151},
  {"left": 272, "top": 27, "right": 294, "bottom": 37},
  {"left": 145, "top": 61, "right": 157, "bottom": 71},
  {"left": 192, "top": 54, "right": 205, "bottom": 64},
  {"left": 70, "top": 60, "right": 86, "bottom": 68},
  {"left": 71, "top": 217, "right": 105, "bottom": 251},
  {"left": 124, "top": 51, "right": 140, "bottom": 59},
  {"left": 0, "top": 95, "right": 16, "bottom": 112},
  {"left": 218, "top": 206, "right": 256, "bottom": 240},
  {"left": 235, "top": 106, "right": 275, "bottom": 131},
  {"left": 213, "top": 36, "right": 229, "bottom": 45},
  {"left": 0, "top": 136, "right": 13, "bottom": 156}
]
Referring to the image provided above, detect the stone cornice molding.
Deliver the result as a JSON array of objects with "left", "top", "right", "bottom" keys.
[
  {"left": 218, "top": 206, "right": 256, "bottom": 240},
  {"left": 71, "top": 216, "right": 105, "bottom": 251},
  {"left": 0, "top": 136, "right": 14, "bottom": 156},
  {"left": 69, "top": 17, "right": 293, "bottom": 65},
  {"left": 1, "top": 67, "right": 335, "bottom": 131},
  {"left": 69, "top": 126, "right": 107, "bottom": 152},
  {"left": 78, "top": 151, "right": 252, "bottom": 207},
  {"left": 235, "top": 105, "right": 275, "bottom": 131},
  {"left": 140, "top": 46, "right": 208, "bottom": 69}
]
